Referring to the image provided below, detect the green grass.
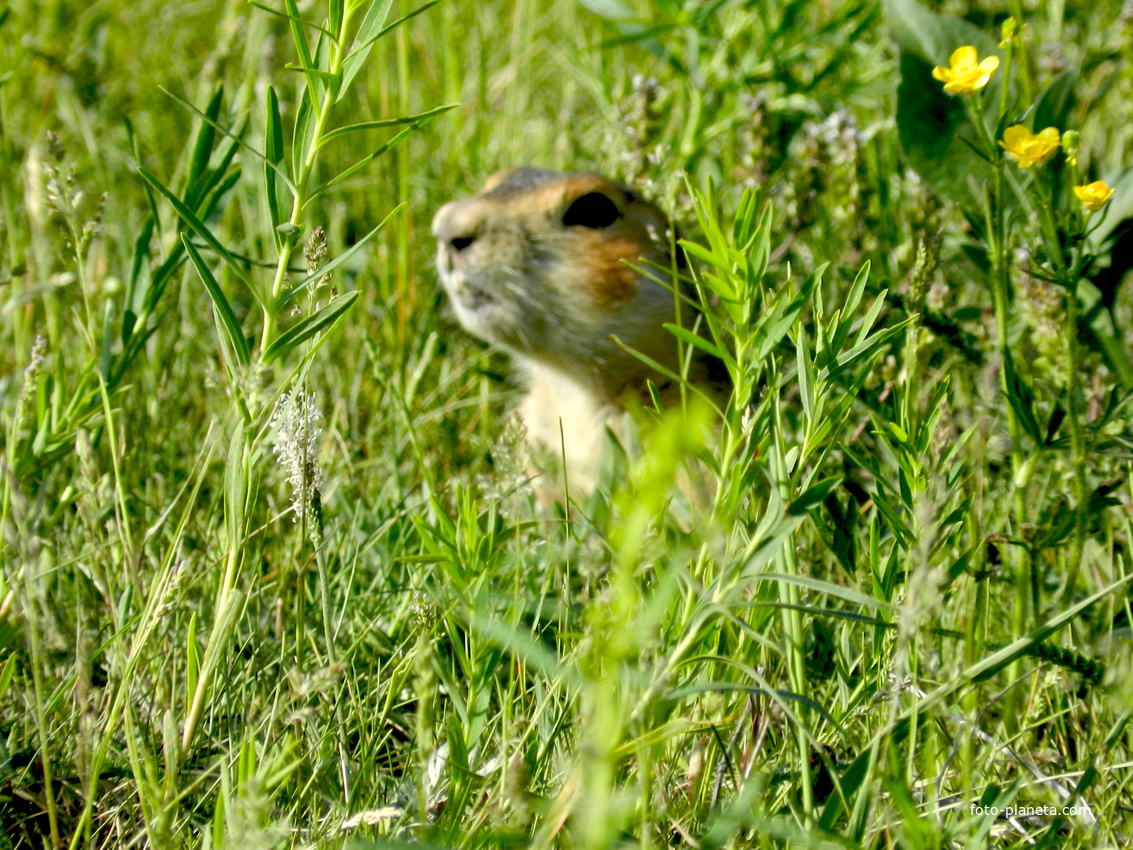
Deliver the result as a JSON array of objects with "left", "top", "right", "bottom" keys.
[{"left": 2, "top": 0, "right": 1132, "bottom": 848}]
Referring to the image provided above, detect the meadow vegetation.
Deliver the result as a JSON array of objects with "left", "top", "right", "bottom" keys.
[{"left": 1, "top": 0, "right": 1132, "bottom": 847}]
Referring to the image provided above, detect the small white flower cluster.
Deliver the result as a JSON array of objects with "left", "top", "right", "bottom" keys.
[{"left": 269, "top": 389, "right": 324, "bottom": 523}]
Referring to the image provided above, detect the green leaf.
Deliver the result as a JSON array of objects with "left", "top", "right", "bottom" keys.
[
  {"left": 197, "top": 162, "right": 243, "bottom": 223},
  {"left": 885, "top": 0, "right": 1005, "bottom": 209},
  {"left": 754, "top": 573, "right": 898, "bottom": 613},
  {"left": 752, "top": 274, "right": 817, "bottom": 362},
  {"left": 138, "top": 166, "right": 260, "bottom": 303},
  {"left": 341, "top": 0, "right": 440, "bottom": 98},
  {"left": 264, "top": 87, "right": 284, "bottom": 171},
  {"left": 278, "top": 204, "right": 402, "bottom": 306},
  {"left": 247, "top": 1, "right": 337, "bottom": 40},
  {"left": 122, "top": 216, "right": 156, "bottom": 345},
  {"left": 317, "top": 102, "right": 459, "bottom": 148},
  {"left": 305, "top": 115, "right": 434, "bottom": 199},
  {"left": 143, "top": 246, "right": 187, "bottom": 317},
  {"left": 731, "top": 186, "right": 760, "bottom": 250},
  {"left": 796, "top": 324, "right": 814, "bottom": 423},
  {"left": 788, "top": 476, "right": 841, "bottom": 516},
  {"left": 677, "top": 239, "right": 721, "bottom": 269},
  {"left": 262, "top": 291, "right": 359, "bottom": 364},
  {"left": 610, "top": 337, "right": 684, "bottom": 389},
  {"left": 186, "top": 86, "right": 223, "bottom": 203},
  {"left": 833, "top": 261, "right": 871, "bottom": 352},
  {"left": 1033, "top": 71, "right": 1077, "bottom": 134},
  {"left": 1002, "top": 347, "right": 1042, "bottom": 444},
  {"left": 748, "top": 206, "right": 772, "bottom": 284},
  {"left": 968, "top": 575, "right": 1132, "bottom": 684},
  {"left": 264, "top": 86, "right": 287, "bottom": 246},
  {"left": 340, "top": 0, "right": 396, "bottom": 94},
  {"left": 225, "top": 418, "right": 246, "bottom": 549},
  {"left": 284, "top": 63, "right": 340, "bottom": 87},
  {"left": 161, "top": 87, "right": 294, "bottom": 194},
  {"left": 828, "top": 320, "right": 907, "bottom": 382},
  {"left": 283, "top": 0, "right": 317, "bottom": 80},
  {"left": 182, "top": 236, "right": 251, "bottom": 365},
  {"left": 292, "top": 85, "right": 318, "bottom": 185},
  {"left": 895, "top": 53, "right": 987, "bottom": 209},
  {"left": 883, "top": 0, "right": 999, "bottom": 67},
  {"left": 186, "top": 612, "right": 200, "bottom": 701},
  {"left": 661, "top": 323, "right": 730, "bottom": 363}
]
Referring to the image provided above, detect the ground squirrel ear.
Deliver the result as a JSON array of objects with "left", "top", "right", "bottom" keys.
[{"left": 481, "top": 169, "right": 519, "bottom": 193}]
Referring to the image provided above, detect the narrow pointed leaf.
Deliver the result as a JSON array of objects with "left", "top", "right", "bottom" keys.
[
  {"left": 662, "top": 323, "right": 731, "bottom": 364},
  {"left": 186, "top": 86, "right": 223, "bottom": 198},
  {"left": 283, "top": 0, "right": 316, "bottom": 73},
  {"left": 182, "top": 236, "right": 250, "bottom": 365},
  {"left": 318, "top": 103, "right": 458, "bottom": 148},
  {"left": 284, "top": 63, "right": 341, "bottom": 87},
  {"left": 306, "top": 117, "right": 438, "bottom": 200},
  {"left": 263, "top": 291, "right": 359, "bottom": 363},
  {"left": 247, "top": 1, "right": 337, "bottom": 40},
  {"left": 278, "top": 204, "right": 401, "bottom": 306},
  {"left": 162, "top": 87, "right": 294, "bottom": 193},
  {"left": 138, "top": 166, "right": 260, "bottom": 303},
  {"left": 225, "top": 418, "right": 246, "bottom": 549},
  {"left": 292, "top": 86, "right": 317, "bottom": 183},
  {"left": 340, "top": 0, "right": 441, "bottom": 97},
  {"left": 264, "top": 85, "right": 287, "bottom": 241}
]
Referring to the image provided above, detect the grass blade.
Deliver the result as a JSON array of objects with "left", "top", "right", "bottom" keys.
[
  {"left": 263, "top": 291, "right": 359, "bottom": 363},
  {"left": 264, "top": 85, "right": 287, "bottom": 243},
  {"left": 181, "top": 235, "right": 251, "bottom": 365},
  {"left": 318, "top": 103, "right": 459, "bottom": 148},
  {"left": 278, "top": 204, "right": 402, "bottom": 306},
  {"left": 161, "top": 86, "right": 294, "bottom": 194},
  {"left": 138, "top": 166, "right": 261, "bottom": 305}
]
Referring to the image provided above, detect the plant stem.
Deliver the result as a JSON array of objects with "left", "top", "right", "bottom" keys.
[
  {"left": 970, "top": 48, "right": 1036, "bottom": 634},
  {"left": 24, "top": 597, "right": 62, "bottom": 847},
  {"left": 1031, "top": 177, "right": 1089, "bottom": 603},
  {"left": 1062, "top": 273, "right": 1089, "bottom": 599},
  {"left": 770, "top": 369, "right": 813, "bottom": 825},
  {"left": 260, "top": 5, "right": 357, "bottom": 355}
]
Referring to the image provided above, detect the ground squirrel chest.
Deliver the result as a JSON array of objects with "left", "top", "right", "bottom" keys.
[{"left": 433, "top": 167, "right": 720, "bottom": 491}]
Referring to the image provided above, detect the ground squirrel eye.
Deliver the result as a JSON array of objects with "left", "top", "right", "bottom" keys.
[{"left": 562, "top": 192, "right": 620, "bottom": 229}]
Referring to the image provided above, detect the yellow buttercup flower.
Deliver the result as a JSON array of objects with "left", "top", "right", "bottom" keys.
[
  {"left": 932, "top": 46, "right": 1000, "bottom": 95},
  {"left": 1074, "top": 181, "right": 1115, "bottom": 212},
  {"left": 999, "top": 125, "right": 1061, "bottom": 169}
]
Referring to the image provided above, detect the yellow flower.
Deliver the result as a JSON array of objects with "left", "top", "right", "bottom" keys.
[
  {"left": 999, "top": 125, "right": 1061, "bottom": 169},
  {"left": 1074, "top": 181, "right": 1115, "bottom": 212},
  {"left": 932, "top": 46, "right": 1000, "bottom": 95}
]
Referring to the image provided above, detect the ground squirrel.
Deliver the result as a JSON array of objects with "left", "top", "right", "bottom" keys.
[{"left": 433, "top": 168, "right": 725, "bottom": 492}]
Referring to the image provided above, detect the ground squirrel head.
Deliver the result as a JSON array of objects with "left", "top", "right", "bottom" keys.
[{"left": 432, "top": 168, "right": 690, "bottom": 400}]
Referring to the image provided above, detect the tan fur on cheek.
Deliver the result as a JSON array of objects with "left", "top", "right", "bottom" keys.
[{"left": 582, "top": 236, "right": 646, "bottom": 308}]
